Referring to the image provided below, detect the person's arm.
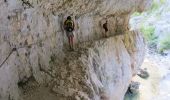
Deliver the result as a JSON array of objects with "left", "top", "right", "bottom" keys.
[
  {"left": 63, "top": 20, "right": 66, "bottom": 30},
  {"left": 73, "top": 21, "right": 75, "bottom": 30}
]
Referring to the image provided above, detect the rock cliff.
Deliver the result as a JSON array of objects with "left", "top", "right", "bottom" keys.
[{"left": 0, "top": 0, "right": 150, "bottom": 100}]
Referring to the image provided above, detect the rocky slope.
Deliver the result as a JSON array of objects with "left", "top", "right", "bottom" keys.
[
  {"left": 130, "top": 0, "right": 170, "bottom": 52},
  {"left": 0, "top": 0, "right": 150, "bottom": 100}
]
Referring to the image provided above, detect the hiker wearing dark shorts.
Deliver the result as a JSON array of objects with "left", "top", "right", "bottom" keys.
[
  {"left": 103, "top": 20, "right": 108, "bottom": 38},
  {"left": 64, "top": 16, "right": 75, "bottom": 50}
]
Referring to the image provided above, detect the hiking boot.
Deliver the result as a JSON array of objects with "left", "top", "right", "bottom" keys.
[{"left": 71, "top": 47, "right": 74, "bottom": 51}]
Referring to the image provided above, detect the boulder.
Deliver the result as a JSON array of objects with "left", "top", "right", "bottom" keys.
[
  {"left": 127, "top": 81, "right": 140, "bottom": 95},
  {"left": 137, "top": 68, "right": 150, "bottom": 79}
]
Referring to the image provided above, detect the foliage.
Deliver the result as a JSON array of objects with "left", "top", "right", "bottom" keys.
[
  {"left": 140, "top": 25, "right": 158, "bottom": 46},
  {"left": 160, "top": 0, "right": 166, "bottom": 4},
  {"left": 131, "top": 0, "right": 170, "bottom": 52},
  {"left": 159, "top": 35, "right": 170, "bottom": 52},
  {"left": 151, "top": 0, "right": 160, "bottom": 11},
  {"left": 131, "top": 12, "right": 141, "bottom": 17},
  {"left": 148, "top": 0, "right": 165, "bottom": 13},
  {"left": 140, "top": 25, "right": 155, "bottom": 40}
]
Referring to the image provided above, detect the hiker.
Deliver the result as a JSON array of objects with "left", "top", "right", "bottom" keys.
[
  {"left": 102, "top": 20, "right": 108, "bottom": 38},
  {"left": 64, "top": 16, "right": 75, "bottom": 50}
]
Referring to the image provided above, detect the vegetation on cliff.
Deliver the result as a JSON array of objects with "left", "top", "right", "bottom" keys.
[{"left": 131, "top": 0, "right": 170, "bottom": 53}]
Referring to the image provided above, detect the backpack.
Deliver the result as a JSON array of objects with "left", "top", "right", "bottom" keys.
[{"left": 65, "top": 20, "right": 74, "bottom": 32}]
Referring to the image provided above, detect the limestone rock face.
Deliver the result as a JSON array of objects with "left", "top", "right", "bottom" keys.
[
  {"left": 0, "top": 0, "right": 148, "bottom": 100},
  {"left": 50, "top": 31, "right": 145, "bottom": 100}
]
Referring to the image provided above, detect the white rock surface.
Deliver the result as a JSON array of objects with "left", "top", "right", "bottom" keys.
[
  {"left": 0, "top": 0, "right": 148, "bottom": 100},
  {"left": 50, "top": 31, "right": 145, "bottom": 100}
]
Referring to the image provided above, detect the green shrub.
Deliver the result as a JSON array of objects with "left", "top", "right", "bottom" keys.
[
  {"left": 147, "top": 0, "right": 162, "bottom": 14},
  {"left": 159, "top": 35, "right": 170, "bottom": 52},
  {"left": 150, "top": 0, "right": 165, "bottom": 11},
  {"left": 151, "top": 0, "right": 160, "bottom": 10},
  {"left": 160, "top": 0, "right": 166, "bottom": 4},
  {"left": 140, "top": 25, "right": 158, "bottom": 45},
  {"left": 140, "top": 25, "right": 155, "bottom": 40},
  {"left": 131, "top": 12, "right": 141, "bottom": 17}
]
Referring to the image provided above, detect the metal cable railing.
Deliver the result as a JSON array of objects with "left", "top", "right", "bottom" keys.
[{"left": 0, "top": 33, "right": 56, "bottom": 68}]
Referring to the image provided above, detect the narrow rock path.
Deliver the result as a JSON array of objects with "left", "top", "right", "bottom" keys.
[{"left": 21, "top": 35, "right": 110, "bottom": 100}]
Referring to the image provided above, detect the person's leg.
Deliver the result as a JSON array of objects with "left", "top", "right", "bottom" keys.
[
  {"left": 71, "top": 36, "right": 74, "bottom": 49},
  {"left": 105, "top": 30, "right": 108, "bottom": 37},
  {"left": 103, "top": 32, "right": 105, "bottom": 38},
  {"left": 103, "top": 28, "right": 108, "bottom": 38},
  {"left": 66, "top": 31, "right": 71, "bottom": 49},
  {"left": 68, "top": 36, "right": 71, "bottom": 49},
  {"left": 105, "top": 27, "right": 109, "bottom": 37},
  {"left": 69, "top": 32, "right": 74, "bottom": 50},
  {"left": 103, "top": 30, "right": 106, "bottom": 38}
]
